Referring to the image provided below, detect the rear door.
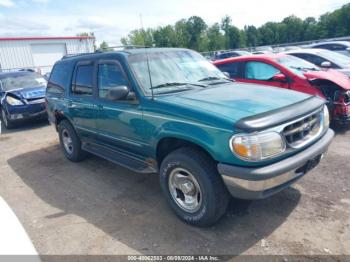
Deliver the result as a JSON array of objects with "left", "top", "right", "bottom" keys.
[{"left": 68, "top": 60, "right": 98, "bottom": 140}]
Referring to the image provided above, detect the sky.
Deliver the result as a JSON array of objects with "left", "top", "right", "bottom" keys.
[{"left": 0, "top": 0, "right": 349, "bottom": 45}]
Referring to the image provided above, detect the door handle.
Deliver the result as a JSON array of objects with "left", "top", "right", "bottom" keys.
[{"left": 97, "top": 104, "right": 104, "bottom": 109}]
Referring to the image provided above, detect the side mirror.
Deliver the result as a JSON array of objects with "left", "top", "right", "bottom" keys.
[
  {"left": 107, "top": 85, "right": 130, "bottom": 101},
  {"left": 272, "top": 73, "right": 287, "bottom": 82},
  {"left": 222, "top": 72, "right": 230, "bottom": 78},
  {"left": 321, "top": 61, "right": 331, "bottom": 68}
]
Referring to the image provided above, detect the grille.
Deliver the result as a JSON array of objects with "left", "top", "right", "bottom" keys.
[{"left": 282, "top": 110, "right": 322, "bottom": 148}]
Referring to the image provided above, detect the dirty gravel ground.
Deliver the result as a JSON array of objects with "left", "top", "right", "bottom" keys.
[{"left": 0, "top": 121, "right": 349, "bottom": 256}]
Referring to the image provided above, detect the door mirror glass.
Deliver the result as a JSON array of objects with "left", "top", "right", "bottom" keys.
[
  {"left": 272, "top": 73, "right": 287, "bottom": 82},
  {"left": 107, "top": 85, "right": 130, "bottom": 101},
  {"left": 222, "top": 72, "right": 230, "bottom": 78},
  {"left": 321, "top": 61, "right": 331, "bottom": 68}
]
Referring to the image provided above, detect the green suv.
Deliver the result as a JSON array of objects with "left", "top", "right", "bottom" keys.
[{"left": 45, "top": 48, "right": 334, "bottom": 226}]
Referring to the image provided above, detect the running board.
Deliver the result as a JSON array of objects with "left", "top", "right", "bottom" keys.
[{"left": 82, "top": 142, "right": 158, "bottom": 174}]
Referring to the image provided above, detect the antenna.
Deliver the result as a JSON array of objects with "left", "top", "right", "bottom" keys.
[{"left": 140, "top": 14, "right": 154, "bottom": 100}]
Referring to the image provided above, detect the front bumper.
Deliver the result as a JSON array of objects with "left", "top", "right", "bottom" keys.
[
  {"left": 6, "top": 102, "right": 47, "bottom": 122},
  {"left": 218, "top": 129, "right": 334, "bottom": 199}
]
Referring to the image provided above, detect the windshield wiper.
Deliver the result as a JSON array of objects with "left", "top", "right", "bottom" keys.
[
  {"left": 291, "top": 66, "right": 319, "bottom": 71},
  {"left": 151, "top": 82, "right": 207, "bottom": 89},
  {"left": 198, "top": 76, "right": 233, "bottom": 85}
]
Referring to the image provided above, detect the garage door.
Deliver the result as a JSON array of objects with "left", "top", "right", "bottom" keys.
[{"left": 31, "top": 44, "right": 67, "bottom": 73}]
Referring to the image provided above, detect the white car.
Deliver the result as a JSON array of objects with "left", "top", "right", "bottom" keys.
[
  {"left": 0, "top": 196, "right": 40, "bottom": 259},
  {"left": 285, "top": 48, "right": 350, "bottom": 77},
  {"left": 309, "top": 41, "right": 350, "bottom": 57}
]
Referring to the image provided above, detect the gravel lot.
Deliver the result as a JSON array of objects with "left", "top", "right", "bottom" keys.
[{"left": 0, "top": 121, "right": 349, "bottom": 256}]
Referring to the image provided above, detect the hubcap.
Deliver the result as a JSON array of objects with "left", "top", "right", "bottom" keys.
[
  {"left": 168, "top": 168, "right": 202, "bottom": 213},
  {"left": 62, "top": 129, "right": 73, "bottom": 154}
]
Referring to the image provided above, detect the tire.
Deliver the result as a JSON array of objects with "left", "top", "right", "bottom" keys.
[
  {"left": 159, "top": 147, "right": 230, "bottom": 227},
  {"left": 58, "top": 120, "right": 87, "bottom": 162},
  {"left": 1, "top": 108, "right": 14, "bottom": 129}
]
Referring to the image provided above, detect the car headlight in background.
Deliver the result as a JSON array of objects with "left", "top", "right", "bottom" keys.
[
  {"left": 230, "top": 132, "right": 286, "bottom": 161},
  {"left": 6, "top": 96, "right": 24, "bottom": 106},
  {"left": 323, "top": 106, "right": 330, "bottom": 129}
]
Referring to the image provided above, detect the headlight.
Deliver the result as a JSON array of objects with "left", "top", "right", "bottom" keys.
[
  {"left": 323, "top": 106, "right": 330, "bottom": 129},
  {"left": 6, "top": 96, "right": 24, "bottom": 106},
  {"left": 230, "top": 132, "right": 286, "bottom": 161}
]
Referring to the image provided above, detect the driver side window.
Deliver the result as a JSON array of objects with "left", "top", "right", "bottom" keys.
[
  {"left": 245, "top": 61, "right": 280, "bottom": 80},
  {"left": 98, "top": 62, "right": 129, "bottom": 100}
]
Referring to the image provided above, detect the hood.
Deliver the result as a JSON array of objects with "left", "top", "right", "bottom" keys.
[
  {"left": 5, "top": 86, "right": 46, "bottom": 100},
  {"left": 338, "top": 68, "right": 350, "bottom": 77},
  {"left": 157, "top": 82, "right": 311, "bottom": 123},
  {"left": 303, "top": 69, "right": 350, "bottom": 90}
]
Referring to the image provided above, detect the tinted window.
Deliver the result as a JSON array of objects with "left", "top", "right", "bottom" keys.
[
  {"left": 73, "top": 64, "right": 93, "bottom": 95},
  {"left": 316, "top": 44, "right": 346, "bottom": 51},
  {"left": 98, "top": 63, "right": 129, "bottom": 100},
  {"left": 293, "top": 53, "right": 328, "bottom": 67},
  {"left": 217, "top": 62, "right": 243, "bottom": 78},
  {"left": 47, "top": 62, "right": 70, "bottom": 95},
  {"left": 245, "top": 62, "right": 280, "bottom": 80}
]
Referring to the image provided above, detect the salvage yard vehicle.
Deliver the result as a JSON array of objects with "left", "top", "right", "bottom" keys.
[
  {"left": 285, "top": 49, "right": 350, "bottom": 77},
  {"left": 214, "top": 54, "right": 350, "bottom": 124},
  {"left": 309, "top": 41, "right": 350, "bottom": 57},
  {"left": 46, "top": 48, "right": 333, "bottom": 226},
  {"left": 0, "top": 71, "right": 47, "bottom": 129}
]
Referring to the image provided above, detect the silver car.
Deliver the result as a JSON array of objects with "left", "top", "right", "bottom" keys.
[
  {"left": 309, "top": 41, "right": 350, "bottom": 57},
  {"left": 285, "top": 48, "right": 350, "bottom": 77}
]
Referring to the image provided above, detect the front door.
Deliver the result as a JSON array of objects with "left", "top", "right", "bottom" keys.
[{"left": 94, "top": 60, "right": 145, "bottom": 156}]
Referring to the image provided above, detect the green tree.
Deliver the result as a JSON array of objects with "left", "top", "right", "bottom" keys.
[
  {"left": 207, "top": 23, "right": 225, "bottom": 51},
  {"left": 99, "top": 41, "right": 112, "bottom": 51},
  {"left": 186, "top": 16, "right": 208, "bottom": 51}
]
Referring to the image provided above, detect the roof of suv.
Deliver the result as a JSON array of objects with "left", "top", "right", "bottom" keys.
[{"left": 60, "top": 48, "right": 191, "bottom": 62}]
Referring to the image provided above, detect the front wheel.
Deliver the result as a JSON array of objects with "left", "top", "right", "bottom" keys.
[{"left": 159, "top": 147, "right": 230, "bottom": 227}]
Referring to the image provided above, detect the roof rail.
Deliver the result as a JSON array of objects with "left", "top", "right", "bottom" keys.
[
  {"left": 97, "top": 45, "right": 153, "bottom": 52},
  {"left": 61, "top": 52, "right": 93, "bottom": 60}
]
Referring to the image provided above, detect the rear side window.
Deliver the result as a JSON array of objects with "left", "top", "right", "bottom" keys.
[
  {"left": 216, "top": 62, "right": 243, "bottom": 78},
  {"left": 47, "top": 62, "right": 70, "bottom": 95},
  {"left": 72, "top": 64, "right": 94, "bottom": 96},
  {"left": 245, "top": 61, "right": 280, "bottom": 80}
]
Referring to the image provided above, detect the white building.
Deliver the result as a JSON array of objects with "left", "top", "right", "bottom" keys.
[{"left": 0, "top": 36, "right": 95, "bottom": 74}]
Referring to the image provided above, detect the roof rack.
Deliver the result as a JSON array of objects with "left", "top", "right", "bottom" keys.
[
  {"left": 61, "top": 52, "right": 93, "bottom": 60},
  {"left": 97, "top": 45, "right": 153, "bottom": 52}
]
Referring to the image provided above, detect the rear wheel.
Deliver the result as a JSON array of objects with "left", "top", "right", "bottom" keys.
[
  {"left": 58, "top": 120, "right": 87, "bottom": 162},
  {"left": 159, "top": 147, "right": 230, "bottom": 227}
]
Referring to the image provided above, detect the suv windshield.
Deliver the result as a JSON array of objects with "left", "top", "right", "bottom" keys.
[
  {"left": 128, "top": 49, "right": 228, "bottom": 94},
  {"left": 276, "top": 55, "right": 320, "bottom": 76},
  {"left": 0, "top": 73, "right": 47, "bottom": 91}
]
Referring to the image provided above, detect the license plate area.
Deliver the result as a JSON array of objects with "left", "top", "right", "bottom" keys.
[{"left": 296, "top": 154, "right": 323, "bottom": 175}]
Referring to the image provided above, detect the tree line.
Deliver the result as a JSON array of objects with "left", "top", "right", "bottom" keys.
[{"left": 118, "top": 3, "right": 350, "bottom": 52}]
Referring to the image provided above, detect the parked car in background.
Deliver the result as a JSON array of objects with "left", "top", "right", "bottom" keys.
[
  {"left": 46, "top": 48, "right": 333, "bottom": 226},
  {"left": 214, "top": 50, "right": 251, "bottom": 60},
  {"left": 0, "top": 71, "right": 47, "bottom": 128},
  {"left": 285, "top": 49, "right": 350, "bottom": 77},
  {"left": 309, "top": 41, "right": 350, "bottom": 57},
  {"left": 214, "top": 54, "right": 350, "bottom": 123}
]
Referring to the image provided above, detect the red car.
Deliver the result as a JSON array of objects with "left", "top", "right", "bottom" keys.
[{"left": 214, "top": 54, "right": 350, "bottom": 123}]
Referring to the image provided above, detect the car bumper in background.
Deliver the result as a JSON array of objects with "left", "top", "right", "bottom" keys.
[
  {"left": 6, "top": 101, "right": 47, "bottom": 122},
  {"left": 218, "top": 129, "right": 334, "bottom": 199}
]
